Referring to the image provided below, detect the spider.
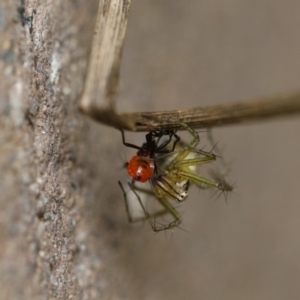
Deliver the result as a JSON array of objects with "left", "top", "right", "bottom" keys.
[{"left": 119, "top": 122, "right": 232, "bottom": 232}]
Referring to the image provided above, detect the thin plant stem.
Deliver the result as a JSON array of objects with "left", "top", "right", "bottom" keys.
[{"left": 79, "top": 0, "right": 300, "bottom": 132}]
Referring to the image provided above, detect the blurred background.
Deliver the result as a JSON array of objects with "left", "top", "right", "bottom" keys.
[{"left": 86, "top": 1, "right": 300, "bottom": 299}]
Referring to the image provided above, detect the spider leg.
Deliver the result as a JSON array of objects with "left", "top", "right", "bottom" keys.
[
  {"left": 154, "top": 131, "right": 181, "bottom": 154},
  {"left": 209, "top": 170, "right": 234, "bottom": 192},
  {"left": 185, "top": 147, "right": 217, "bottom": 158},
  {"left": 130, "top": 183, "right": 154, "bottom": 196},
  {"left": 176, "top": 170, "right": 228, "bottom": 191},
  {"left": 149, "top": 183, "right": 182, "bottom": 231},
  {"left": 120, "top": 130, "right": 142, "bottom": 151},
  {"left": 172, "top": 155, "right": 216, "bottom": 169},
  {"left": 179, "top": 121, "right": 200, "bottom": 149},
  {"left": 123, "top": 182, "right": 181, "bottom": 232},
  {"left": 119, "top": 181, "right": 140, "bottom": 223},
  {"left": 118, "top": 181, "right": 181, "bottom": 230},
  {"left": 128, "top": 182, "right": 181, "bottom": 231},
  {"left": 169, "top": 122, "right": 200, "bottom": 163}
]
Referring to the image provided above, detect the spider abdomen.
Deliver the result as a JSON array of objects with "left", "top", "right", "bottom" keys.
[{"left": 155, "top": 175, "right": 189, "bottom": 202}]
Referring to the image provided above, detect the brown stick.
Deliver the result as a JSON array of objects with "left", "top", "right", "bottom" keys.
[
  {"left": 120, "top": 91, "right": 300, "bottom": 131},
  {"left": 79, "top": 0, "right": 300, "bottom": 132},
  {"left": 79, "top": 0, "right": 134, "bottom": 130}
]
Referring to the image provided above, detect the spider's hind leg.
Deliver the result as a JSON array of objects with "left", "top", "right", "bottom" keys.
[{"left": 118, "top": 181, "right": 181, "bottom": 231}]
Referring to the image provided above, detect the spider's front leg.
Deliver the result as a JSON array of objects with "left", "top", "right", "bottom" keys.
[
  {"left": 170, "top": 122, "right": 201, "bottom": 164},
  {"left": 180, "top": 121, "right": 200, "bottom": 150}
]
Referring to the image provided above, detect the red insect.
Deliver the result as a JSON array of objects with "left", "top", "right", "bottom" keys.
[
  {"left": 121, "top": 129, "right": 180, "bottom": 183},
  {"left": 127, "top": 156, "right": 155, "bottom": 183}
]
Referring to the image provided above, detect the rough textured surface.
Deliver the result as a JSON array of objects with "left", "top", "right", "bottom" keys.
[
  {"left": 1, "top": 1, "right": 300, "bottom": 300},
  {"left": 0, "top": 0, "right": 124, "bottom": 299}
]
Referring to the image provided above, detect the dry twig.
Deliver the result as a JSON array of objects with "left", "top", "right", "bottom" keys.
[{"left": 80, "top": 0, "right": 300, "bottom": 132}]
